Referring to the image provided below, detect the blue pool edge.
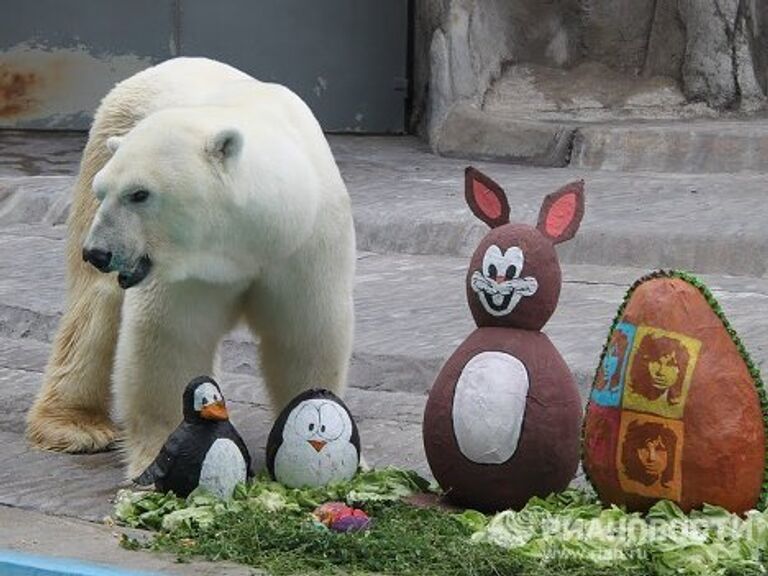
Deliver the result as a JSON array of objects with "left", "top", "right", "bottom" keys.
[{"left": 0, "top": 550, "right": 163, "bottom": 576}]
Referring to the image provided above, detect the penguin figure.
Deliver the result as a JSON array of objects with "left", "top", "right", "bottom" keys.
[
  {"left": 134, "top": 376, "right": 252, "bottom": 499},
  {"left": 266, "top": 389, "right": 360, "bottom": 488}
]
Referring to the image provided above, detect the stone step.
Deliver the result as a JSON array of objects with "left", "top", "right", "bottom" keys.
[
  {"left": 571, "top": 120, "right": 768, "bottom": 173},
  {"left": 4, "top": 137, "right": 768, "bottom": 276},
  {"left": 437, "top": 62, "right": 768, "bottom": 172},
  {"left": 334, "top": 137, "right": 768, "bottom": 276},
  {"left": 2, "top": 229, "right": 766, "bottom": 400},
  {"left": 437, "top": 107, "right": 768, "bottom": 174}
]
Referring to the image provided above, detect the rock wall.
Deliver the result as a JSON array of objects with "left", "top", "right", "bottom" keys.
[
  {"left": 411, "top": 0, "right": 514, "bottom": 140},
  {"left": 414, "top": 0, "right": 768, "bottom": 142}
]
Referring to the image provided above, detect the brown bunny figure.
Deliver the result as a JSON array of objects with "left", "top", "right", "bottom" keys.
[{"left": 422, "top": 167, "right": 585, "bottom": 511}]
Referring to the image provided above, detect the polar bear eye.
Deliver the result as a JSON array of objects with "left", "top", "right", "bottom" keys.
[{"left": 128, "top": 189, "right": 150, "bottom": 204}]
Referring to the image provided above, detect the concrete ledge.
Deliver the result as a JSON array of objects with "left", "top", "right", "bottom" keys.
[
  {"left": 432, "top": 103, "right": 768, "bottom": 174},
  {"left": 435, "top": 104, "right": 574, "bottom": 166},
  {"left": 0, "top": 506, "right": 255, "bottom": 575},
  {"left": 572, "top": 120, "right": 768, "bottom": 173}
]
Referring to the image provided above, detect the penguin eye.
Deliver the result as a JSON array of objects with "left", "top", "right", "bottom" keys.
[
  {"left": 293, "top": 403, "right": 320, "bottom": 440},
  {"left": 318, "top": 403, "right": 347, "bottom": 441}
]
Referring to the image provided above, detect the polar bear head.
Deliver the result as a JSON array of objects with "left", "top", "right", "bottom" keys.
[
  {"left": 84, "top": 110, "right": 249, "bottom": 288},
  {"left": 83, "top": 108, "right": 318, "bottom": 289}
]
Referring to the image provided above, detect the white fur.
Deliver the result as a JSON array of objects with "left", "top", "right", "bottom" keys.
[{"left": 30, "top": 58, "right": 355, "bottom": 478}]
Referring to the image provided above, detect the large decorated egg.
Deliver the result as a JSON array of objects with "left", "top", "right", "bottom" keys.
[
  {"left": 583, "top": 270, "right": 767, "bottom": 513},
  {"left": 266, "top": 389, "right": 360, "bottom": 489}
]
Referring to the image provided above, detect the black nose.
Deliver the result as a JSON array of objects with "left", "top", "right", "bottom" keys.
[{"left": 82, "top": 248, "right": 113, "bottom": 272}]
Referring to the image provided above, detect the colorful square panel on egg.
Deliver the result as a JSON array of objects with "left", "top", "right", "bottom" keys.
[
  {"left": 591, "top": 322, "right": 637, "bottom": 407},
  {"left": 621, "top": 326, "right": 702, "bottom": 419},
  {"left": 617, "top": 411, "right": 684, "bottom": 501}
]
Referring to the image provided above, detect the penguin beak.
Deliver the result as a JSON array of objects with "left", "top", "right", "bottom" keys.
[
  {"left": 201, "top": 401, "right": 229, "bottom": 421},
  {"left": 308, "top": 439, "right": 327, "bottom": 452}
]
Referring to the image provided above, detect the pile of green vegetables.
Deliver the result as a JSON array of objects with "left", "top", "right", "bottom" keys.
[{"left": 115, "top": 469, "right": 768, "bottom": 576}]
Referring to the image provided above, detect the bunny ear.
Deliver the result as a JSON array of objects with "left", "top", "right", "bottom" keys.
[
  {"left": 536, "top": 180, "right": 585, "bottom": 244},
  {"left": 464, "top": 167, "right": 510, "bottom": 228}
]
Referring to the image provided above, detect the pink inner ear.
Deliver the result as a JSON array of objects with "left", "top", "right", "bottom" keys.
[
  {"left": 545, "top": 193, "right": 577, "bottom": 238},
  {"left": 473, "top": 180, "right": 503, "bottom": 221}
]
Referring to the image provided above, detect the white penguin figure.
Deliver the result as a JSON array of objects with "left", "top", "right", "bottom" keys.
[{"left": 267, "top": 389, "right": 360, "bottom": 488}]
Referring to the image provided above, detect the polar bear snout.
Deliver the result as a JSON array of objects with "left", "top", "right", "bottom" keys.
[
  {"left": 83, "top": 198, "right": 154, "bottom": 288},
  {"left": 82, "top": 247, "right": 113, "bottom": 272},
  {"left": 81, "top": 242, "right": 153, "bottom": 289},
  {"left": 117, "top": 255, "right": 152, "bottom": 289}
]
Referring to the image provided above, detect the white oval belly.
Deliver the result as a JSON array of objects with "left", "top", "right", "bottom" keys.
[
  {"left": 275, "top": 440, "right": 358, "bottom": 488},
  {"left": 199, "top": 438, "right": 247, "bottom": 499},
  {"left": 451, "top": 351, "right": 529, "bottom": 464}
]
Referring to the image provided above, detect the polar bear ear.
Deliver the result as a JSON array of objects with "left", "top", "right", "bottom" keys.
[
  {"left": 106, "top": 136, "right": 123, "bottom": 154},
  {"left": 206, "top": 128, "right": 243, "bottom": 166}
]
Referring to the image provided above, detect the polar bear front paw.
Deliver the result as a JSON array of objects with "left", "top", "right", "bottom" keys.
[{"left": 26, "top": 406, "right": 118, "bottom": 453}]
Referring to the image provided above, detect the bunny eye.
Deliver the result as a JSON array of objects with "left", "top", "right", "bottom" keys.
[{"left": 483, "top": 244, "right": 524, "bottom": 281}]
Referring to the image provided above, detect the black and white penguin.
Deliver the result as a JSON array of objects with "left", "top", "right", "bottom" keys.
[
  {"left": 266, "top": 389, "right": 360, "bottom": 488},
  {"left": 134, "top": 376, "right": 252, "bottom": 499}
]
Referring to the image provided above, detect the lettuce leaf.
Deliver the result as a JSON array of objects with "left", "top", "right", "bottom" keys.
[
  {"left": 114, "top": 467, "right": 432, "bottom": 531},
  {"left": 472, "top": 490, "right": 768, "bottom": 575}
]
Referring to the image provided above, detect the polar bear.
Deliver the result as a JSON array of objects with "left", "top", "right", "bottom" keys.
[{"left": 26, "top": 58, "right": 355, "bottom": 478}]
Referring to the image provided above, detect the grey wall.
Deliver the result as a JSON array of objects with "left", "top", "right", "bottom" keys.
[
  {"left": 0, "top": 0, "right": 171, "bottom": 129},
  {"left": 0, "top": 0, "right": 408, "bottom": 133},
  {"left": 181, "top": 0, "right": 408, "bottom": 133}
]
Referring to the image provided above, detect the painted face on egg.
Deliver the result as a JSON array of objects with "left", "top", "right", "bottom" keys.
[
  {"left": 266, "top": 389, "right": 360, "bottom": 489},
  {"left": 470, "top": 244, "right": 538, "bottom": 317},
  {"left": 289, "top": 399, "right": 350, "bottom": 452},
  {"left": 466, "top": 224, "right": 562, "bottom": 331}
]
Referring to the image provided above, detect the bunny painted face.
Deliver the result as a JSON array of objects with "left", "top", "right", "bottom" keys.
[
  {"left": 463, "top": 167, "right": 585, "bottom": 330},
  {"left": 470, "top": 245, "right": 538, "bottom": 317}
]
